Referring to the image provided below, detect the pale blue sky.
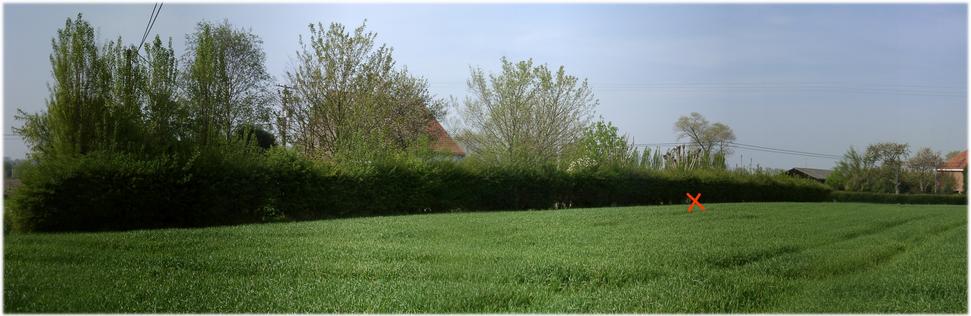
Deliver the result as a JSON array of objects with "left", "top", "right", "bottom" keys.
[{"left": 4, "top": 4, "right": 967, "bottom": 169}]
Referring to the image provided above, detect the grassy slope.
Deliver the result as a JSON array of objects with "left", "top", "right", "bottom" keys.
[{"left": 3, "top": 202, "right": 966, "bottom": 313}]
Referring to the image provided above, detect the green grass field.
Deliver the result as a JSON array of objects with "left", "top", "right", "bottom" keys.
[{"left": 3, "top": 202, "right": 967, "bottom": 313}]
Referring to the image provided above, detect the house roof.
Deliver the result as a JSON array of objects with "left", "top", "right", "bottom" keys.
[
  {"left": 940, "top": 150, "right": 967, "bottom": 169},
  {"left": 787, "top": 167, "right": 832, "bottom": 181},
  {"left": 425, "top": 119, "right": 465, "bottom": 157}
]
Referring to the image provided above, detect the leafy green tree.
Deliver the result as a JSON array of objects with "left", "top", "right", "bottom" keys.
[
  {"left": 234, "top": 124, "right": 276, "bottom": 150},
  {"left": 182, "top": 20, "right": 274, "bottom": 147},
  {"left": 828, "top": 147, "right": 868, "bottom": 191},
  {"left": 274, "top": 86, "right": 296, "bottom": 148},
  {"left": 458, "top": 57, "right": 596, "bottom": 167},
  {"left": 142, "top": 36, "right": 184, "bottom": 152},
  {"left": 865, "top": 142, "right": 910, "bottom": 194},
  {"left": 103, "top": 38, "right": 148, "bottom": 153},
  {"left": 563, "top": 120, "right": 637, "bottom": 172},
  {"left": 284, "top": 21, "right": 446, "bottom": 162},
  {"left": 907, "top": 147, "right": 943, "bottom": 193},
  {"left": 945, "top": 150, "right": 963, "bottom": 161},
  {"left": 638, "top": 147, "right": 665, "bottom": 170},
  {"left": 15, "top": 14, "right": 141, "bottom": 158}
]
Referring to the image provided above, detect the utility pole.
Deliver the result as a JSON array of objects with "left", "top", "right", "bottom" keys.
[{"left": 276, "top": 84, "right": 294, "bottom": 148}]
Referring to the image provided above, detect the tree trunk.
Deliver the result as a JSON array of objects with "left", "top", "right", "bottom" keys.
[{"left": 894, "top": 169, "right": 901, "bottom": 195}]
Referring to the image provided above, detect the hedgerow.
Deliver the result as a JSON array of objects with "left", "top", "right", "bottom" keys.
[
  {"left": 8, "top": 149, "right": 834, "bottom": 232},
  {"left": 830, "top": 191, "right": 966, "bottom": 205}
]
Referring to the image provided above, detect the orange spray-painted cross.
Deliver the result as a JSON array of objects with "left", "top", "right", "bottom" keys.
[{"left": 686, "top": 193, "right": 704, "bottom": 213}]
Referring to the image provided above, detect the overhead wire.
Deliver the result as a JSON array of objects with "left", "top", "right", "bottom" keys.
[
  {"left": 136, "top": 3, "right": 159, "bottom": 53},
  {"left": 135, "top": 3, "right": 162, "bottom": 62},
  {"left": 428, "top": 81, "right": 965, "bottom": 97},
  {"left": 633, "top": 142, "right": 843, "bottom": 160}
]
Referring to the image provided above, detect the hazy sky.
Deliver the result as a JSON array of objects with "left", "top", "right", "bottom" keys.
[{"left": 4, "top": 3, "right": 967, "bottom": 169}]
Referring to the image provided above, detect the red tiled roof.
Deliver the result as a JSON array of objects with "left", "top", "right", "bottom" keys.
[
  {"left": 425, "top": 119, "right": 465, "bottom": 157},
  {"left": 941, "top": 150, "right": 967, "bottom": 169}
]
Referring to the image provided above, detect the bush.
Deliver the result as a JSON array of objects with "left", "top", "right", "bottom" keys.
[
  {"left": 8, "top": 151, "right": 834, "bottom": 232},
  {"left": 8, "top": 149, "right": 279, "bottom": 232},
  {"left": 830, "top": 191, "right": 966, "bottom": 205}
]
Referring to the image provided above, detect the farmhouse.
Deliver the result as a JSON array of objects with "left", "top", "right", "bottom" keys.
[
  {"left": 426, "top": 119, "right": 465, "bottom": 158},
  {"left": 936, "top": 150, "right": 967, "bottom": 193},
  {"left": 785, "top": 167, "right": 832, "bottom": 183}
]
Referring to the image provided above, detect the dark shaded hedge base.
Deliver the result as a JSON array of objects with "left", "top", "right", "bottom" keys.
[
  {"left": 830, "top": 191, "right": 966, "bottom": 205},
  {"left": 5, "top": 150, "right": 831, "bottom": 232}
]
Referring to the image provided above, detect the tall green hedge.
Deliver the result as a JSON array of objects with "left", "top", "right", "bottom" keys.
[
  {"left": 8, "top": 150, "right": 832, "bottom": 232},
  {"left": 830, "top": 191, "right": 966, "bottom": 205}
]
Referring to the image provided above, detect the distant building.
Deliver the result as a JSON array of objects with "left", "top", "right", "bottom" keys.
[
  {"left": 425, "top": 119, "right": 465, "bottom": 158},
  {"left": 4, "top": 179, "right": 21, "bottom": 198},
  {"left": 936, "top": 150, "right": 967, "bottom": 194},
  {"left": 785, "top": 167, "right": 832, "bottom": 183}
]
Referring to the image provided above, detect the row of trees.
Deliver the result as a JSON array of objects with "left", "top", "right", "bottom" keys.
[
  {"left": 15, "top": 16, "right": 448, "bottom": 165},
  {"left": 16, "top": 16, "right": 278, "bottom": 159},
  {"left": 828, "top": 143, "right": 964, "bottom": 194},
  {"left": 17, "top": 14, "right": 738, "bottom": 174}
]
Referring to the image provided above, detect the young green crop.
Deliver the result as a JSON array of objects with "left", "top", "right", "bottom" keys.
[{"left": 4, "top": 202, "right": 966, "bottom": 313}]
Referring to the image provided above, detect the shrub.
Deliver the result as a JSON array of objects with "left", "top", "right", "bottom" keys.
[
  {"left": 830, "top": 191, "right": 966, "bottom": 205},
  {"left": 8, "top": 149, "right": 278, "bottom": 232}
]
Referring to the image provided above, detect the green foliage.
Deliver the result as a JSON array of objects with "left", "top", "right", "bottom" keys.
[
  {"left": 830, "top": 191, "right": 966, "bottom": 205},
  {"left": 15, "top": 14, "right": 142, "bottom": 158},
  {"left": 8, "top": 149, "right": 275, "bottom": 232},
  {"left": 4, "top": 157, "right": 26, "bottom": 179},
  {"left": 907, "top": 148, "right": 943, "bottom": 193},
  {"left": 828, "top": 147, "right": 867, "bottom": 191},
  {"left": 831, "top": 145, "right": 962, "bottom": 195},
  {"left": 631, "top": 145, "right": 727, "bottom": 172},
  {"left": 143, "top": 36, "right": 185, "bottom": 152},
  {"left": 638, "top": 147, "right": 665, "bottom": 170},
  {"left": 285, "top": 21, "right": 446, "bottom": 160},
  {"left": 183, "top": 20, "right": 274, "bottom": 147},
  {"left": 235, "top": 124, "right": 277, "bottom": 150},
  {"left": 563, "top": 120, "right": 638, "bottom": 172},
  {"left": 459, "top": 57, "right": 596, "bottom": 168},
  {"left": 866, "top": 143, "right": 911, "bottom": 194}
]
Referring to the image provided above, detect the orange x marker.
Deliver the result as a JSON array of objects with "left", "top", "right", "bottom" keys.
[{"left": 687, "top": 193, "right": 704, "bottom": 213}]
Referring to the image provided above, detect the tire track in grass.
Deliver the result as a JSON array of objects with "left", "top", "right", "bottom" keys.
[
  {"left": 699, "top": 214, "right": 962, "bottom": 312},
  {"left": 708, "top": 214, "right": 933, "bottom": 269},
  {"left": 509, "top": 264, "right": 666, "bottom": 291},
  {"left": 775, "top": 218, "right": 964, "bottom": 280},
  {"left": 708, "top": 245, "right": 803, "bottom": 269}
]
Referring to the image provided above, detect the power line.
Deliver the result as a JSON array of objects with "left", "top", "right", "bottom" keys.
[
  {"left": 729, "top": 145, "right": 841, "bottom": 160},
  {"left": 593, "top": 81, "right": 966, "bottom": 89},
  {"left": 633, "top": 142, "right": 843, "bottom": 160},
  {"left": 633, "top": 142, "right": 692, "bottom": 147},
  {"left": 728, "top": 142, "right": 842, "bottom": 159},
  {"left": 136, "top": 3, "right": 162, "bottom": 54},
  {"left": 428, "top": 81, "right": 966, "bottom": 97},
  {"left": 136, "top": 4, "right": 157, "bottom": 52},
  {"left": 590, "top": 84, "right": 964, "bottom": 97}
]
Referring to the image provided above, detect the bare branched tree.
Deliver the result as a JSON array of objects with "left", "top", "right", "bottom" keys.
[{"left": 674, "top": 112, "right": 736, "bottom": 156}]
